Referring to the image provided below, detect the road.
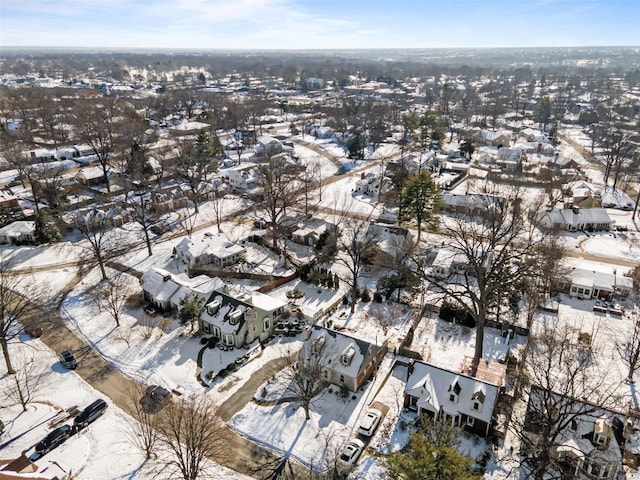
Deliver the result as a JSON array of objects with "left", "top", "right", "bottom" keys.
[{"left": 24, "top": 280, "right": 298, "bottom": 479}]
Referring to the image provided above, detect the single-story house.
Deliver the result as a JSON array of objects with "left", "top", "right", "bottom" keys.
[
  {"left": 441, "top": 193, "right": 505, "bottom": 217},
  {"left": 199, "top": 286, "right": 286, "bottom": 347},
  {"left": 404, "top": 360, "right": 500, "bottom": 437},
  {"left": 0, "top": 221, "right": 35, "bottom": 245},
  {"left": 304, "top": 325, "right": 388, "bottom": 392},
  {"left": 140, "top": 267, "right": 223, "bottom": 312},
  {"left": 366, "top": 223, "right": 414, "bottom": 264},
  {"left": 556, "top": 263, "right": 634, "bottom": 300},
  {"left": 174, "top": 232, "right": 246, "bottom": 270},
  {"left": 76, "top": 166, "right": 110, "bottom": 187},
  {"left": 430, "top": 247, "right": 469, "bottom": 278},
  {"left": 540, "top": 207, "right": 614, "bottom": 232}
]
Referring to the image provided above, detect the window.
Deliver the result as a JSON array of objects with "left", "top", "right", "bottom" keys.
[
  {"left": 339, "top": 374, "right": 345, "bottom": 383},
  {"left": 263, "top": 317, "right": 271, "bottom": 331},
  {"left": 223, "top": 333, "right": 234, "bottom": 345},
  {"left": 466, "top": 417, "right": 475, "bottom": 426},
  {"left": 449, "top": 394, "right": 457, "bottom": 403},
  {"left": 408, "top": 396, "right": 418, "bottom": 410},
  {"left": 472, "top": 401, "right": 481, "bottom": 411}
]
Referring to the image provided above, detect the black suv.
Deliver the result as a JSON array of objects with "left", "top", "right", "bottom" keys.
[
  {"left": 35, "top": 424, "right": 72, "bottom": 454},
  {"left": 74, "top": 399, "right": 108, "bottom": 428},
  {"left": 59, "top": 350, "right": 77, "bottom": 370}
]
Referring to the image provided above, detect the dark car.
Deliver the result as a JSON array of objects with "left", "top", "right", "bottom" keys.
[
  {"left": 35, "top": 424, "right": 72, "bottom": 454},
  {"left": 140, "top": 385, "right": 172, "bottom": 412},
  {"left": 59, "top": 350, "right": 77, "bottom": 370},
  {"left": 24, "top": 323, "right": 44, "bottom": 338},
  {"left": 74, "top": 399, "right": 108, "bottom": 427}
]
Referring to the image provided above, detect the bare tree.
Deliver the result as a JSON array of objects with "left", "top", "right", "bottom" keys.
[
  {"left": 278, "top": 340, "right": 331, "bottom": 420},
  {"left": 336, "top": 217, "right": 379, "bottom": 313},
  {"left": 73, "top": 207, "right": 121, "bottom": 281},
  {"left": 513, "top": 322, "right": 622, "bottom": 480},
  {"left": 616, "top": 298, "right": 640, "bottom": 383},
  {"left": 253, "top": 154, "right": 299, "bottom": 251},
  {"left": 71, "top": 94, "right": 121, "bottom": 193},
  {"left": 0, "top": 265, "right": 36, "bottom": 374},
  {"left": 3, "top": 351, "right": 47, "bottom": 411},
  {"left": 93, "top": 274, "right": 130, "bottom": 327},
  {"left": 425, "top": 187, "right": 553, "bottom": 370},
  {"left": 121, "top": 381, "right": 161, "bottom": 460},
  {"left": 158, "top": 394, "right": 228, "bottom": 480}
]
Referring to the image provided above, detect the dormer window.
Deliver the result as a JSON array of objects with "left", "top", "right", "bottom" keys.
[
  {"left": 312, "top": 334, "right": 325, "bottom": 355},
  {"left": 471, "top": 389, "right": 485, "bottom": 412},
  {"left": 206, "top": 300, "right": 220, "bottom": 316},
  {"left": 341, "top": 345, "right": 356, "bottom": 366},
  {"left": 229, "top": 309, "right": 242, "bottom": 325},
  {"left": 593, "top": 416, "right": 612, "bottom": 448}
]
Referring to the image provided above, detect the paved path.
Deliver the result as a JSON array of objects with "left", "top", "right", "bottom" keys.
[{"left": 24, "top": 278, "right": 294, "bottom": 479}]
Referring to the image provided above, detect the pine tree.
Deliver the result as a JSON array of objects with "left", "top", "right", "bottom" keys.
[
  {"left": 34, "top": 210, "right": 61, "bottom": 244},
  {"left": 398, "top": 171, "right": 442, "bottom": 241},
  {"left": 179, "top": 295, "right": 204, "bottom": 333},
  {"left": 383, "top": 418, "right": 481, "bottom": 480}
]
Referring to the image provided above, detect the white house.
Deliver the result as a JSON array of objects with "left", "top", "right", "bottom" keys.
[
  {"left": 404, "top": 360, "right": 500, "bottom": 437},
  {"left": 140, "top": 267, "right": 223, "bottom": 312},
  {"left": 541, "top": 207, "right": 614, "bottom": 232},
  {"left": 223, "top": 163, "right": 259, "bottom": 191},
  {"left": 524, "top": 386, "right": 624, "bottom": 480},
  {"left": 174, "top": 232, "right": 246, "bottom": 270},
  {"left": 0, "top": 221, "right": 35, "bottom": 245}
]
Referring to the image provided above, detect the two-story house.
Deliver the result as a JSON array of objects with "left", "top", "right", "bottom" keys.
[
  {"left": 199, "top": 286, "right": 287, "bottom": 347},
  {"left": 174, "top": 232, "right": 246, "bottom": 270},
  {"left": 404, "top": 360, "right": 500, "bottom": 437}
]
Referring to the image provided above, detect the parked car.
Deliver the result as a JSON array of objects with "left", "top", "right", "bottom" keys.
[
  {"left": 24, "top": 323, "right": 43, "bottom": 338},
  {"left": 337, "top": 438, "right": 365, "bottom": 468},
  {"left": 358, "top": 408, "right": 382, "bottom": 437},
  {"left": 59, "top": 350, "right": 77, "bottom": 370},
  {"left": 35, "top": 424, "right": 72, "bottom": 454},
  {"left": 74, "top": 399, "right": 108, "bottom": 427},
  {"left": 140, "top": 385, "right": 172, "bottom": 412}
]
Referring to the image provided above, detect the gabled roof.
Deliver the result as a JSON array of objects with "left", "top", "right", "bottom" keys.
[
  {"left": 405, "top": 361, "right": 500, "bottom": 424},
  {"left": 545, "top": 208, "right": 613, "bottom": 227},
  {"left": 306, "top": 325, "right": 383, "bottom": 380},
  {"left": 175, "top": 232, "right": 245, "bottom": 261}
]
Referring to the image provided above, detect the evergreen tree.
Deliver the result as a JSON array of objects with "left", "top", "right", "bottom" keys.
[
  {"left": 179, "top": 295, "right": 204, "bottom": 333},
  {"left": 34, "top": 210, "right": 61, "bottom": 244},
  {"left": 398, "top": 171, "right": 442, "bottom": 242},
  {"left": 383, "top": 418, "right": 481, "bottom": 480}
]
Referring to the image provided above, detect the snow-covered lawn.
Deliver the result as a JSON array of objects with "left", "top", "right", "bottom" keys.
[{"left": 0, "top": 340, "right": 246, "bottom": 480}]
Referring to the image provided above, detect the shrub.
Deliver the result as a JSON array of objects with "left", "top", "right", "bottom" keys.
[
  {"left": 439, "top": 300, "right": 476, "bottom": 328},
  {"left": 219, "top": 369, "right": 228, "bottom": 378},
  {"left": 373, "top": 292, "right": 383, "bottom": 303},
  {"left": 227, "top": 362, "right": 237, "bottom": 372},
  {"left": 360, "top": 288, "right": 371, "bottom": 302},
  {"left": 200, "top": 337, "right": 209, "bottom": 345},
  {"left": 205, "top": 371, "right": 214, "bottom": 380}
]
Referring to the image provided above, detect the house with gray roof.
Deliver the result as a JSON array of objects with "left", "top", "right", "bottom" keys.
[
  {"left": 404, "top": 360, "right": 500, "bottom": 437},
  {"left": 303, "top": 325, "right": 388, "bottom": 392},
  {"left": 174, "top": 232, "right": 246, "bottom": 270},
  {"left": 140, "top": 267, "right": 223, "bottom": 312},
  {"left": 199, "top": 286, "right": 286, "bottom": 347}
]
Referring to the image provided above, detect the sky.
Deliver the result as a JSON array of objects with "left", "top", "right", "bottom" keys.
[{"left": 0, "top": 0, "right": 639, "bottom": 50}]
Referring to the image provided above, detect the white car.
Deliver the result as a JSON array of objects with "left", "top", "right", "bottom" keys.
[
  {"left": 338, "top": 438, "right": 365, "bottom": 468},
  {"left": 358, "top": 408, "right": 382, "bottom": 437}
]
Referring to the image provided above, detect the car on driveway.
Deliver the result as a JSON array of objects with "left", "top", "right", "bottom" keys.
[
  {"left": 59, "top": 350, "right": 77, "bottom": 370},
  {"left": 337, "top": 438, "right": 365, "bottom": 469},
  {"left": 358, "top": 408, "right": 382, "bottom": 437},
  {"left": 74, "top": 399, "right": 108, "bottom": 428},
  {"left": 35, "top": 424, "right": 72, "bottom": 454}
]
